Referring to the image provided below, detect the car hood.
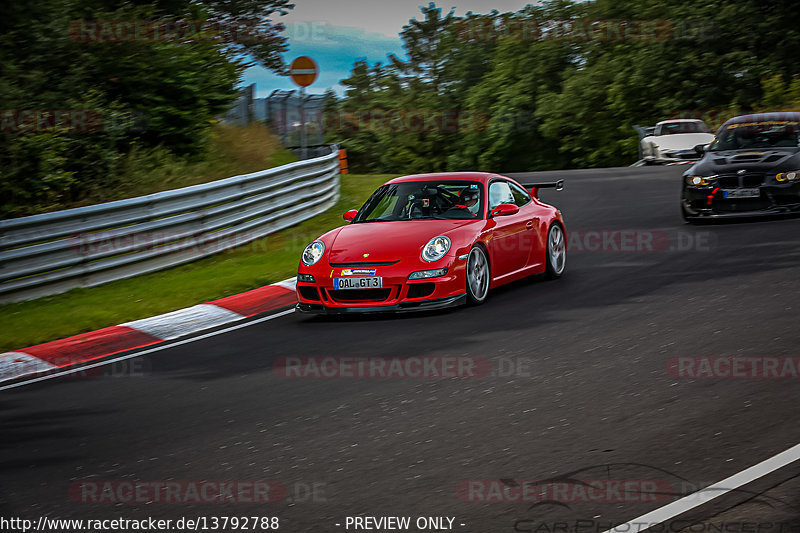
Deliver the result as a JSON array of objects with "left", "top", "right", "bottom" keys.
[
  {"left": 643, "top": 133, "right": 715, "bottom": 151},
  {"left": 326, "top": 219, "right": 479, "bottom": 263},
  {"left": 687, "top": 147, "right": 800, "bottom": 176}
]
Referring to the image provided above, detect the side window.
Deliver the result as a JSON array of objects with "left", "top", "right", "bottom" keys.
[
  {"left": 508, "top": 182, "right": 531, "bottom": 207},
  {"left": 488, "top": 181, "right": 514, "bottom": 209}
]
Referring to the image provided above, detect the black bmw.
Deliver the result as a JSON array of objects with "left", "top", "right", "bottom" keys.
[{"left": 681, "top": 112, "right": 800, "bottom": 221}]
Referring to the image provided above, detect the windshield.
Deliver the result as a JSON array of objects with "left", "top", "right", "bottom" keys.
[
  {"left": 658, "top": 121, "right": 711, "bottom": 135},
  {"left": 353, "top": 181, "right": 484, "bottom": 222},
  {"left": 710, "top": 120, "right": 800, "bottom": 150}
]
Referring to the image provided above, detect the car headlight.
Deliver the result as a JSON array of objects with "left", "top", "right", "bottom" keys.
[
  {"left": 421, "top": 236, "right": 450, "bottom": 262},
  {"left": 685, "top": 175, "right": 713, "bottom": 186},
  {"left": 776, "top": 171, "right": 799, "bottom": 182},
  {"left": 301, "top": 241, "right": 325, "bottom": 266}
]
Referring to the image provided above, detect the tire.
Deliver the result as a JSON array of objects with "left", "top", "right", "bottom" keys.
[
  {"left": 465, "top": 245, "right": 490, "bottom": 305},
  {"left": 681, "top": 202, "right": 695, "bottom": 224},
  {"left": 544, "top": 223, "right": 566, "bottom": 279}
]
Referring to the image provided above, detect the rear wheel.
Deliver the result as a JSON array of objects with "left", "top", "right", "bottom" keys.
[
  {"left": 544, "top": 223, "right": 566, "bottom": 279},
  {"left": 466, "top": 246, "right": 490, "bottom": 305}
]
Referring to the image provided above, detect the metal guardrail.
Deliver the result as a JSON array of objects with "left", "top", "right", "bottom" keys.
[{"left": 0, "top": 146, "right": 341, "bottom": 304}]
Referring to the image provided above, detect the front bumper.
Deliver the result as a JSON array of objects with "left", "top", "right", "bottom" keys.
[
  {"left": 295, "top": 255, "right": 467, "bottom": 314},
  {"left": 296, "top": 293, "right": 467, "bottom": 314},
  {"left": 682, "top": 182, "right": 800, "bottom": 219}
]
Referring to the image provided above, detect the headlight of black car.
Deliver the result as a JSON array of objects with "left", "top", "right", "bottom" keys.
[
  {"left": 685, "top": 175, "right": 715, "bottom": 186},
  {"left": 776, "top": 171, "right": 800, "bottom": 182}
]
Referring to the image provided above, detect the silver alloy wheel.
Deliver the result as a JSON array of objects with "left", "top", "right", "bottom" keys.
[
  {"left": 548, "top": 224, "right": 566, "bottom": 276},
  {"left": 467, "top": 247, "right": 490, "bottom": 302}
]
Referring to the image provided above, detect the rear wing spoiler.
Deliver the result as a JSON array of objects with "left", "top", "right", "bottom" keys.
[
  {"left": 633, "top": 124, "right": 656, "bottom": 140},
  {"left": 521, "top": 179, "right": 564, "bottom": 199}
]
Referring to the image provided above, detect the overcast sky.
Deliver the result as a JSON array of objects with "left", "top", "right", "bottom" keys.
[{"left": 243, "top": 0, "right": 537, "bottom": 97}]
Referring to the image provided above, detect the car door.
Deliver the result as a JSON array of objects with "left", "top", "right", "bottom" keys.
[
  {"left": 507, "top": 181, "right": 544, "bottom": 269},
  {"left": 486, "top": 180, "right": 530, "bottom": 276}
]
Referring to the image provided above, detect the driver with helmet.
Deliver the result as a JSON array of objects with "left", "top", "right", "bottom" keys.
[{"left": 458, "top": 187, "right": 481, "bottom": 215}]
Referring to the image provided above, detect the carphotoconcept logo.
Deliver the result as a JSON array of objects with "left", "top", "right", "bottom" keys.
[{"left": 513, "top": 519, "right": 800, "bottom": 533}]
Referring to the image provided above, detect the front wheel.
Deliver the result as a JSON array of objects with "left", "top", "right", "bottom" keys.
[
  {"left": 544, "top": 223, "right": 566, "bottom": 279},
  {"left": 681, "top": 202, "right": 695, "bottom": 224},
  {"left": 466, "top": 246, "right": 490, "bottom": 305}
]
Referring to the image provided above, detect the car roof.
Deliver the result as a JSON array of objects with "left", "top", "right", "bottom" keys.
[
  {"left": 386, "top": 172, "right": 502, "bottom": 184},
  {"left": 720, "top": 111, "right": 800, "bottom": 127},
  {"left": 656, "top": 119, "right": 706, "bottom": 125}
]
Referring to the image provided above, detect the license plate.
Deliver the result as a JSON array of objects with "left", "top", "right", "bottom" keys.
[
  {"left": 334, "top": 277, "right": 382, "bottom": 289},
  {"left": 723, "top": 188, "right": 760, "bottom": 199}
]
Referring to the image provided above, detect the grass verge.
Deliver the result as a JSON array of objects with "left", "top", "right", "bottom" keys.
[
  {"left": 0, "top": 174, "right": 393, "bottom": 352},
  {"left": 11, "top": 123, "right": 297, "bottom": 216}
]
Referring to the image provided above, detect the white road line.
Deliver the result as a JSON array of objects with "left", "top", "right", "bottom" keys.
[
  {"left": 603, "top": 442, "right": 800, "bottom": 533},
  {"left": 0, "top": 308, "right": 296, "bottom": 392}
]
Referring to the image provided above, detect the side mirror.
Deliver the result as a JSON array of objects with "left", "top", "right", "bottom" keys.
[
  {"left": 343, "top": 209, "right": 358, "bottom": 222},
  {"left": 694, "top": 143, "right": 709, "bottom": 156},
  {"left": 490, "top": 203, "right": 519, "bottom": 217}
]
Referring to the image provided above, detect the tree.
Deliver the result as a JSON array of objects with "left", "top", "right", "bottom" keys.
[
  {"left": 0, "top": 0, "right": 292, "bottom": 216},
  {"left": 331, "top": 0, "right": 800, "bottom": 173}
]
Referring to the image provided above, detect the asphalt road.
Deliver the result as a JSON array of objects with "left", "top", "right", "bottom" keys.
[{"left": 3, "top": 166, "right": 800, "bottom": 533}]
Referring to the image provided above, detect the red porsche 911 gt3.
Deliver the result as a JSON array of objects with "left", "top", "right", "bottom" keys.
[{"left": 295, "top": 172, "right": 565, "bottom": 314}]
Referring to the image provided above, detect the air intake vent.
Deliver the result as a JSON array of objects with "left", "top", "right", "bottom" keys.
[
  {"left": 407, "top": 282, "right": 435, "bottom": 299},
  {"left": 329, "top": 289, "right": 391, "bottom": 302},
  {"left": 731, "top": 154, "right": 763, "bottom": 162},
  {"left": 298, "top": 286, "right": 320, "bottom": 301}
]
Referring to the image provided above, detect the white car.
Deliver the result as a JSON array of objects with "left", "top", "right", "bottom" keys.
[{"left": 640, "top": 119, "right": 715, "bottom": 162}]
